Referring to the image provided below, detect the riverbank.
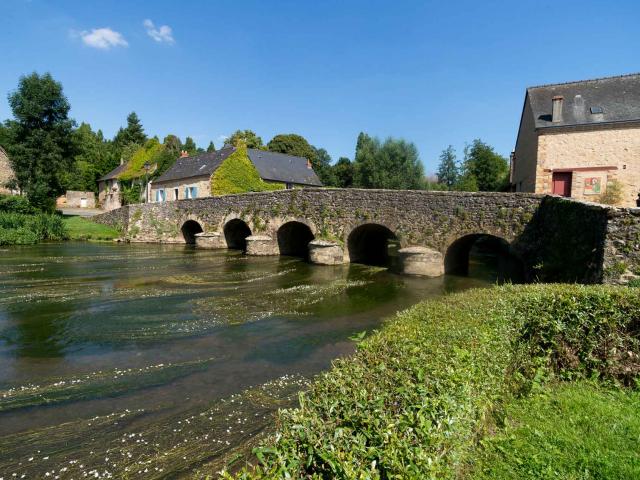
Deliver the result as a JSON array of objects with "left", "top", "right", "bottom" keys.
[{"left": 226, "top": 284, "right": 640, "bottom": 478}]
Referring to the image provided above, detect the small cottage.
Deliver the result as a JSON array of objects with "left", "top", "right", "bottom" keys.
[
  {"left": 97, "top": 163, "right": 128, "bottom": 211},
  {"left": 150, "top": 147, "right": 322, "bottom": 202},
  {"left": 511, "top": 73, "right": 640, "bottom": 206}
]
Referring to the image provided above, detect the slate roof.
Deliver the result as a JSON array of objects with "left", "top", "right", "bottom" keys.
[
  {"left": 98, "top": 163, "right": 128, "bottom": 181},
  {"left": 153, "top": 147, "right": 323, "bottom": 186},
  {"left": 154, "top": 148, "right": 234, "bottom": 183},
  {"left": 247, "top": 149, "right": 323, "bottom": 186},
  {"left": 527, "top": 73, "right": 640, "bottom": 129}
]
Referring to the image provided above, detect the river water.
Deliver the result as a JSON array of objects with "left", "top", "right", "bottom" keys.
[{"left": 0, "top": 242, "right": 493, "bottom": 478}]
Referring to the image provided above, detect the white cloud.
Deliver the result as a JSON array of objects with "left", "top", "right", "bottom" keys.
[
  {"left": 77, "top": 27, "right": 128, "bottom": 49},
  {"left": 143, "top": 19, "right": 175, "bottom": 44}
]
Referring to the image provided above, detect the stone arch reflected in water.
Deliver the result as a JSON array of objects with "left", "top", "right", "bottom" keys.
[
  {"left": 445, "top": 233, "right": 524, "bottom": 282},
  {"left": 181, "top": 220, "right": 203, "bottom": 245},
  {"left": 224, "top": 219, "right": 252, "bottom": 251},
  {"left": 347, "top": 223, "right": 398, "bottom": 267},
  {"left": 277, "top": 221, "right": 315, "bottom": 259}
]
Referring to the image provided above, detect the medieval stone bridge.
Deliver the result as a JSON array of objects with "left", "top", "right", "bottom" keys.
[{"left": 94, "top": 188, "right": 640, "bottom": 284}]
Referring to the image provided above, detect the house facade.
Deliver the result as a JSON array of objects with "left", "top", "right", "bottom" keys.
[
  {"left": 97, "top": 163, "right": 127, "bottom": 211},
  {"left": 511, "top": 73, "right": 640, "bottom": 206},
  {"left": 0, "top": 146, "right": 18, "bottom": 195},
  {"left": 150, "top": 147, "right": 322, "bottom": 202}
]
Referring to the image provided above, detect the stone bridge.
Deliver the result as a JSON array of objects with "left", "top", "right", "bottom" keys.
[{"left": 94, "top": 188, "right": 640, "bottom": 284}]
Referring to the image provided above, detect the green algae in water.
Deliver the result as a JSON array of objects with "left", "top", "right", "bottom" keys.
[{"left": 0, "top": 375, "right": 309, "bottom": 479}]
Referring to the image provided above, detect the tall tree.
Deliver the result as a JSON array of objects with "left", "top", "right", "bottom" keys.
[
  {"left": 311, "top": 146, "right": 336, "bottom": 186},
  {"left": 353, "top": 132, "right": 424, "bottom": 190},
  {"left": 4, "top": 72, "right": 75, "bottom": 210},
  {"left": 333, "top": 157, "right": 354, "bottom": 188},
  {"left": 436, "top": 145, "right": 459, "bottom": 190},
  {"left": 63, "top": 122, "right": 111, "bottom": 192},
  {"left": 225, "top": 129, "right": 264, "bottom": 149},
  {"left": 113, "top": 112, "right": 147, "bottom": 152},
  {"left": 459, "top": 139, "right": 509, "bottom": 191},
  {"left": 206, "top": 141, "right": 216, "bottom": 152},
  {"left": 183, "top": 136, "right": 197, "bottom": 155},
  {"left": 163, "top": 134, "right": 182, "bottom": 157}
]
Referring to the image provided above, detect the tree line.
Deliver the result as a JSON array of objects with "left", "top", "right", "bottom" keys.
[{"left": 0, "top": 71, "right": 510, "bottom": 211}]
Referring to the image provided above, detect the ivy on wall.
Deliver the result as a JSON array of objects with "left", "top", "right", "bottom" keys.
[
  {"left": 119, "top": 139, "right": 164, "bottom": 181},
  {"left": 211, "top": 146, "right": 285, "bottom": 196}
]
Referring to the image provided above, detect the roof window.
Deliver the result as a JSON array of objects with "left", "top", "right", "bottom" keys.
[{"left": 590, "top": 106, "right": 604, "bottom": 114}]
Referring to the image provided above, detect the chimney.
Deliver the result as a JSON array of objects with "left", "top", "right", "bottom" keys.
[
  {"left": 180, "top": 150, "right": 189, "bottom": 158},
  {"left": 306, "top": 159, "right": 312, "bottom": 169},
  {"left": 552, "top": 96, "right": 564, "bottom": 123}
]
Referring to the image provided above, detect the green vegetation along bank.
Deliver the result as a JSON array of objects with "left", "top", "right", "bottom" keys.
[{"left": 225, "top": 285, "right": 640, "bottom": 479}]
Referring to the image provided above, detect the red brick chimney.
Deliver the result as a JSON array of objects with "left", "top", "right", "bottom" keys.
[{"left": 180, "top": 150, "right": 189, "bottom": 158}]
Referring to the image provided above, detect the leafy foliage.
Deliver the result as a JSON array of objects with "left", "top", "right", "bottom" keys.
[
  {"left": 226, "top": 130, "right": 264, "bottom": 149},
  {"left": 0, "top": 194, "right": 37, "bottom": 214},
  {"left": 183, "top": 136, "right": 197, "bottom": 156},
  {"left": 333, "top": 157, "right": 354, "bottom": 188},
  {"left": 119, "top": 138, "right": 164, "bottom": 181},
  {"left": 112, "top": 112, "right": 147, "bottom": 152},
  {"left": 599, "top": 179, "right": 624, "bottom": 205},
  {"left": 459, "top": 139, "right": 509, "bottom": 191},
  {"left": 267, "top": 133, "right": 335, "bottom": 186},
  {"left": 436, "top": 145, "right": 459, "bottom": 189},
  {"left": 227, "top": 285, "right": 640, "bottom": 479},
  {"left": 206, "top": 141, "right": 216, "bottom": 153},
  {"left": 353, "top": 132, "right": 425, "bottom": 189},
  {"left": 3, "top": 72, "right": 75, "bottom": 211},
  {"left": 0, "top": 212, "right": 68, "bottom": 245},
  {"left": 211, "top": 146, "right": 285, "bottom": 195}
]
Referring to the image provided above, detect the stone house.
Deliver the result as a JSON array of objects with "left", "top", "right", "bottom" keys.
[
  {"left": 150, "top": 147, "right": 322, "bottom": 202},
  {"left": 56, "top": 190, "right": 97, "bottom": 209},
  {"left": 0, "top": 146, "right": 18, "bottom": 195},
  {"left": 511, "top": 73, "right": 640, "bottom": 206},
  {"left": 97, "top": 163, "right": 128, "bottom": 211}
]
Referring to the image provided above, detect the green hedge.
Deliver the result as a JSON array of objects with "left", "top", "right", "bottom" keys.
[
  {"left": 211, "top": 146, "right": 285, "bottom": 196},
  {"left": 0, "top": 212, "right": 68, "bottom": 245},
  {"left": 0, "top": 194, "right": 37, "bottom": 214},
  {"left": 227, "top": 285, "right": 640, "bottom": 479}
]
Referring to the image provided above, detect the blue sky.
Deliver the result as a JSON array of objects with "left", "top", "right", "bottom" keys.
[{"left": 1, "top": 0, "right": 639, "bottom": 173}]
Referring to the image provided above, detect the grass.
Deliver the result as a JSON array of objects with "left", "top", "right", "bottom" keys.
[
  {"left": 224, "top": 285, "right": 640, "bottom": 479},
  {"left": 62, "top": 215, "right": 120, "bottom": 241},
  {"left": 472, "top": 381, "right": 640, "bottom": 479}
]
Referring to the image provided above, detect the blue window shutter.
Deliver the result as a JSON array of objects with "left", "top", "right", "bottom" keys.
[{"left": 191, "top": 187, "right": 198, "bottom": 198}]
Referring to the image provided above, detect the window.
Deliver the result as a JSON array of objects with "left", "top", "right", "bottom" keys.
[
  {"left": 286, "top": 183, "right": 294, "bottom": 190},
  {"left": 190, "top": 186, "right": 198, "bottom": 198},
  {"left": 156, "top": 189, "right": 166, "bottom": 202},
  {"left": 184, "top": 187, "right": 190, "bottom": 199},
  {"left": 174, "top": 188, "right": 179, "bottom": 200}
]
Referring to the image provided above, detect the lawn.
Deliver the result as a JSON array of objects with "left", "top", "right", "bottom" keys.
[
  {"left": 472, "top": 381, "right": 640, "bottom": 479},
  {"left": 62, "top": 216, "right": 120, "bottom": 241}
]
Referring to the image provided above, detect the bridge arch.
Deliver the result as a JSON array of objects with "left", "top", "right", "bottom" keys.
[
  {"left": 181, "top": 220, "right": 203, "bottom": 245},
  {"left": 277, "top": 221, "right": 315, "bottom": 259},
  {"left": 445, "top": 233, "right": 523, "bottom": 282},
  {"left": 347, "top": 223, "right": 398, "bottom": 267},
  {"left": 224, "top": 218, "right": 252, "bottom": 251}
]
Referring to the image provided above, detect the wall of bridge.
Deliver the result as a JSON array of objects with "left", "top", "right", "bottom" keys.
[{"left": 94, "top": 188, "right": 640, "bottom": 284}]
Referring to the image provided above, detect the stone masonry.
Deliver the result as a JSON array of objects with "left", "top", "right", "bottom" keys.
[{"left": 93, "top": 188, "right": 640, "bottom": 284}]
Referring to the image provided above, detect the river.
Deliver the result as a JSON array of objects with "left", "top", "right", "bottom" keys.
[{"left": 0, "top": 242, "right": 495, "bottom": 478}]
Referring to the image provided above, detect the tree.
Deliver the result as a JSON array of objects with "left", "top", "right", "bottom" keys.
[
  {"left": 225, "top": 129, "right": 264, "bottom": 149},
  {"left": 458, "top": 139, "right": 509, "bottom": 191},
  {"left": 4, "top": 72, "right": 75, "bottom": 210},
  {"left": 163, "top": 134, "right": 182, "bottom": 157},
  {"left": 206, "top": 141, "right": 216, "bottom": 152},
  {"left": 436, "top": 145, "right": 459, "bottom": 190},
  {"left": 333, "top": 157, "right": 354, "bottom": 188},
  {"left": 353, "top": 132, "right": 425, "bottom": 190},
  {"left": 63, "top": 122, "right": 111, "bottom": 192},
  {"left": 183, "top": 136, "right": 197, "bottom": 156},
  {"left": 267, "top": 133, "right": 335, "bottom": 185},
  {"left": 113, "top": 112, "right": 147, "bottom": 152}
]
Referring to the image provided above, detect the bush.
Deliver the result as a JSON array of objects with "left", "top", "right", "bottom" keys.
[
  {"left": 211, "top": 146, "right": 285, "bottom": 196},
  {"left": 226, "top": 285, "right": 640, "bottom": 479},
  {"left": 599, "top": 179, "right": 623, "bottom": 205},
  {"left": 0, "top": 212, "right": 68, "bottom": 245},
  {"left": 0, "top": 194, "right": 37, "bottom": 214}
]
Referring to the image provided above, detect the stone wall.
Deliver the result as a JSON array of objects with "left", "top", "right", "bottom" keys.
[
  {"left": 93, "top": 189, "right": 640, "bottom": 284},
  {"left": 0, "top": 147, "right": 16, "bottom": 195},
  {"left": 536, "top": 124, "right": 640, "bottom": 206},
  {"left": 57, "top": 190, "right": 96, "bottom": 208},
  {"left": 603, "top": 207, "right": 640, "bottom": 283}
]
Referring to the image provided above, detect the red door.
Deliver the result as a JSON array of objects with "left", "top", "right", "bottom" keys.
[{"left": 552, "top": 172, "right": 572, "bottom": 197}]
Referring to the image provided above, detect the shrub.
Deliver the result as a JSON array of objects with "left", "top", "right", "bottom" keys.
[
  {"left": 599, "top": 179, "right": 623, "bottom": 205},
  {"left": 0, "top": 194, "right": 37, "bottom": 214},
  {"left": 0, "top": 212, "right": 68, "bottom": 245},
  {"left": 211, "top": 146, "right": 285, "bottom": 196},
  {"left": 226, "top": 285, "right": 640, "bottom": 479}
]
